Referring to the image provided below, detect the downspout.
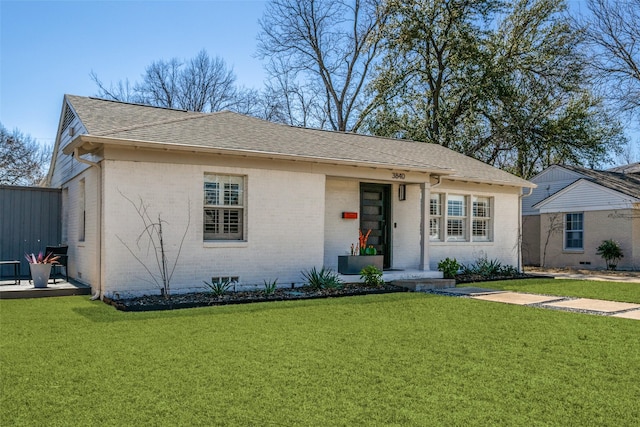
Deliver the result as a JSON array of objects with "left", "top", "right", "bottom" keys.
[
  {"left": 431, "top": 175, "right": 443, "bottom": 189},
  {"left": 73, "top": 148, "right": 103, "bottom": 300},
  {"left": 518, "top": 187, "right": 534, "bottom": 273}
]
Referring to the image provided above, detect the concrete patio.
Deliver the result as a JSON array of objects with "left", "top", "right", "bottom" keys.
[{"left": 0, "top": 278, "right": 91, "bottom": 299}]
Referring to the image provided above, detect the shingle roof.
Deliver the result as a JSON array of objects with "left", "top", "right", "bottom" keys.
[
  {"left": 65, "top": 95, "right": 533, "bottom": 187},
  {"left": 559, "top": 164, "right": 640, "bottom": 200}
]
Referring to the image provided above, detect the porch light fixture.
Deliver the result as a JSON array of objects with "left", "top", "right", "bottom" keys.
[{"left": 398, "top": 184, "right": 406, "bottom": 201}]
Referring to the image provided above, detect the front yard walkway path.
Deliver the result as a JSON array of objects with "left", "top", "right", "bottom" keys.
[{"left": 432, "top": 287, "right": 640, "bottom": 320}]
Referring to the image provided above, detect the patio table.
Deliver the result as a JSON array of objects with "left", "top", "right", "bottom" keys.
[{"left": 0, "top": 261, "right": 20, "bottom": 285}]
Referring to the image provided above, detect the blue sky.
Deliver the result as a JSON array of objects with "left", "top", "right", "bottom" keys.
[
  {"left": 1, "top": 0, "right": 268, "bottom": 146},
  {"left": 1, "top": 0, "right": 637, "bottom": 164}
]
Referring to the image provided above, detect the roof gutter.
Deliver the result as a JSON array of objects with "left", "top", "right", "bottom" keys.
[{"left": 73, "top": 147, "right": 103, "bottom": 300}]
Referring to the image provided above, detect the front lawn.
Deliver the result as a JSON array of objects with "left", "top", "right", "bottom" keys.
[
  {"left": 478, "top": 278, "right": 640, "bottom": 303},
  {"left": 1, "top": 293, "right": 638, "bottom": 426}
]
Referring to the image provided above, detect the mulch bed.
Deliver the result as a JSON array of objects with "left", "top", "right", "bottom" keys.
[{"left": 104, "top": 283, "right": 408, "bottom": 312}]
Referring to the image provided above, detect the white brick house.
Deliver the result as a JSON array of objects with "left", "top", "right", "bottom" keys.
[{"left": 47, "top": 95, "right": 534, "bottom": 298}]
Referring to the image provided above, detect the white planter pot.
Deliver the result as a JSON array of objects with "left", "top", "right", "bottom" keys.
[{"left": 30, "top": 263, "right": 52, "bottom": 288}]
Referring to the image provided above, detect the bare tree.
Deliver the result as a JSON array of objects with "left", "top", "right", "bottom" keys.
[
  {"left": 541, "top": 213, "right": 564, "bottom": 267},
  {"left": 580, "top": 0, "right": 640, "bottom": 120},
  {"left": 116, "top": 191, "right": 190, "bottom": 299},
  {"left": 91, "top": 50, "right": 241, "bottom": 113},
  {"left": 0, "top": 123, "right": 51, "bottom": 186},
  {"left": 257, "top": 0, "right": 386, "bottom": 131}
]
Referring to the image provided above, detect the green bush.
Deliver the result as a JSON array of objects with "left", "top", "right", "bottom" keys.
[
  {"left": 437, "top": 258, "right": 460, "bottom": 279},
  {"left": 263, "top": 279, "right": 278, "bottom": 296},
  {"left": 302, "top": 267, "right": 343, "bottom": 290},
  {"left": 596, "top": 239, "right": 624, "bottom": 270},
  {"left": 360, "top": 265, "right": 384, "bottom": 286},
  {"left": 203, "top": 277, "right": 232, "bottom": 296}
]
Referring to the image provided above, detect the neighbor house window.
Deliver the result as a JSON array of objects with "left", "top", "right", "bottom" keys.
[
  {"left": 564, "top": 212, "right": 583, "bottom": 250},
  {"left": 472, "top": 196, "right": 491, "bottom": 241},
  {"left": 204, "top": 174, "right": 245, "bottom": 240},
  {"left": 429, "top": 193, "right": 442, "bottom": 240},
  {"left": 447, "top": 194, "right": 467, "bottom": 241}
]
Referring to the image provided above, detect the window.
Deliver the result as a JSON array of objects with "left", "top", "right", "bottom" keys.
[
  {"left": 79, "top": 179, "right": 86, "bottom": 242},
  {"left": 565, "top": 213, "right": 583, "bottom": 250},
  {"left": 447, "top": 194, "right": 467, "bottom": 241},
  {"left": 472, "top": 197, "right": 491, "bottom": 241},
  {"left": 429, "top": 193, "right": 442, "bottom": 240},
  {"left": 204, "top": 174, "right": 244, "bottom": 240}
]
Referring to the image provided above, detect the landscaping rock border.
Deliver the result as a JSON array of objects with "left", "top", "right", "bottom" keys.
[{"left": 104, "top": 283, "right": 408, "bottom": 312}]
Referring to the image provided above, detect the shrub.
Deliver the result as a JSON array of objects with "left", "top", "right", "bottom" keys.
[
  {"left": 437, "top": 258, "right": 460, "bottom": 279},
  {"left": 203, "top": 278, "right": 232, "bottom": 297},
  {"left": 263, "top": 279, "right": 278, "bottom": 296},
  {"left": 302, "top": 267, "right": 343, "bottom": 290},
  {"left": 360, "top": 265, "right": 384, "bottom": 286},
  {"left": 596, "top": 240, "right": 624, "bottom": 270}
]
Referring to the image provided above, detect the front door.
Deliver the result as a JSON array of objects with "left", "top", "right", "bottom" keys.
[{"left": 360, "top": 183, "right": 391, "bottom": 268}]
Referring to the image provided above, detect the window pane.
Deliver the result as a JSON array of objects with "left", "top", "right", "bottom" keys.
[
  {"left": 204, "top": 182, "right": 219, "bottom": 205},
  {"left": 430, "top": 218, "right": 440, "bottom": 239},
  {"left": 447, "top": 219, "right": 465, "bottom": 238},
  {"left": 224, "top": 183, "right": 241, "bottom": 205},
  {"left": 473, "top": 219, "right": 490, "bottom": 239},
  {"left": 448, "top": 195, "right": 466, "bottom": 217},
  {"left": 430, "top": 194, "right": 441, "bottom": 216},
  {"left": 203, "top": 208, "right": 220, "bottom": 235},
  {"left": 473, "top": 197, "right": 490, "bottom": 218}
]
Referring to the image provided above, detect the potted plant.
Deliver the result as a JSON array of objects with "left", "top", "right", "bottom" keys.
[
  {"left": 338, "top": 229, "right": 384, "bottom": 274},
  {"left": 25, "top": 251, "right": 60, "bottom": 288}
]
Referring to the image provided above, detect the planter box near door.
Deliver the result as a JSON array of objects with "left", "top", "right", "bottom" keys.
[
  {"left": 30, "top": 264, "right": 52, "bottom": 288},
  {"left": 338, "top": 255, "right": 383, "bottom": 275}
]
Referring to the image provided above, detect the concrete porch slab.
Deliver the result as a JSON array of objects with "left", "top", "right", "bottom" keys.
[
  {"left": 611, "top": 309, "right": 640, "bottom": 320},
  {"left": 543, "top": 298, "right": 640, "bottom": 313},
  {"left": 471, "top": 292, "right": 564, "bottom": 305},
  {"left": 0, "top": 279, "right": 91, "bottom": 299},
  {"left": 338, "top": 269, "right": 443, "bottom": 283}
]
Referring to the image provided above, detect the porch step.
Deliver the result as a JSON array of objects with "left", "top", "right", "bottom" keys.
[{"left": 391, "top": 278, "right": 456, "bottom": 292}]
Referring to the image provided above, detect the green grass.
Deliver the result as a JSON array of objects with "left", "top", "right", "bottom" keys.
[
  {"left": 476, "top": 278, "right": 640, "bottom": 303},
  {"left": 1, "top": 293, "right": 639, "bottom": 426}
]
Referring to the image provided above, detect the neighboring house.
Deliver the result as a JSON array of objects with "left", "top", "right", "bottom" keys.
[
  {"left": 522, "top": 164, "right": 640, "bottom": 269},
  {"left": 46, "top": 95, "right": 534, "bottom": 298}
]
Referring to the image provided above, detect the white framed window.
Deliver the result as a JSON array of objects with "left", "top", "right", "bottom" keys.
[
  {"left": 447, "top": 194, "right": 467, "bottom": 241},
  {"left": 203, "top": 174, "right": 245, "bottom": 240},
  {"left": 429, "top": 193, "right": 442, "bottom": 240},
  {"left": 564, "top": 212, "right": 583, "bottom": 250},
  {"left": 79, "top": 179, "right": 86, "bottom": 242},
  {"left": 472, "top": 196, "right": 491, "bottom": 241}
]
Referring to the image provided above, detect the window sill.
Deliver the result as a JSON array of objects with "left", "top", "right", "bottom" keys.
[
  {"left": 203, "top": 241, "right": 248, "bottom": 249},
  {"left": 563, "top": 249, "right": 584, "bottom": 254}
]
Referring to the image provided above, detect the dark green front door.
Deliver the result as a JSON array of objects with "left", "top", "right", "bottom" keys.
[{"left": 360, "top": 183, "right": 391, "bottom": 268}]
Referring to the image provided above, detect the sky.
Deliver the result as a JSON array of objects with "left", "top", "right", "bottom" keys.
[
  {"left": 1, "top": 0, "right": 637, "bottom": 165},
  {"left": 1, "top": 0, "right": 268, "bottom": 147}
]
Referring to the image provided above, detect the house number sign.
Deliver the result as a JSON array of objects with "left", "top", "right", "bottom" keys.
[{"left": 392, "top": 172, "right": 406, "bottom": 180}]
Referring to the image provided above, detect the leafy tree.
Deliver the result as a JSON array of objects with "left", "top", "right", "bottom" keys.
[
  {"left": 91, "top": 49, "right": 243, "bottom": 113},
  {"left": 0, "top": 123, "right": 50, "bottom": 186},
  {"left": 257, "top": 0, "right": 386, "bottom": 131},
  {"left": 368, "top": 0, "right": 624, "bottom": 178}
]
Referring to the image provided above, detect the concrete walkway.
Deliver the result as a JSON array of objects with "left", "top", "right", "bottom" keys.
[{"left": 435, "top": 287, "right": 640, "bottom": 320}]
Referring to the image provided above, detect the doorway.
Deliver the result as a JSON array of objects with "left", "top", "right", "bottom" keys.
[{"left": 360, "top": 183, "right": 391, "bottom": 268}]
